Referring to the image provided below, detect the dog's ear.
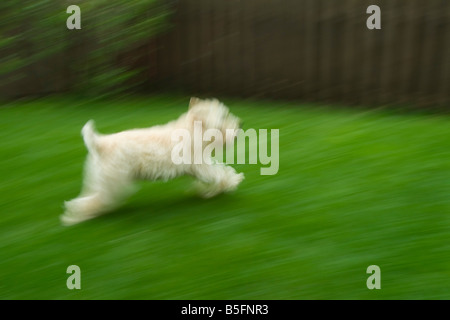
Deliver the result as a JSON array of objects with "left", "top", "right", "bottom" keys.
[{"left": 189, "top": 97, "right": 201, "bottom": 109}]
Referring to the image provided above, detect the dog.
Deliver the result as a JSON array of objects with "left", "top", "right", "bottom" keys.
[{"left": 60, "top": 98, "right": 244, "bottom": 226}]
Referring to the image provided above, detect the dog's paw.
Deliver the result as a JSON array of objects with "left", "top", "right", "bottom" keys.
[
  {"left": 60, "top": 200, "right": 97, "bottom": 226},
  {"left": 227, "top": 172, "right": 244, "bottom": 190},
  {"left": 60, "top": 212, "right": 82, "bottom": 226},
  {"left": 60, "top": 211, "right": 99, "bottom": 226}
]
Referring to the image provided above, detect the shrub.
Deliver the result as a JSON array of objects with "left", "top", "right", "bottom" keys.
[{"left": 0, "top": 0, "right": 171, "bottom": 96}]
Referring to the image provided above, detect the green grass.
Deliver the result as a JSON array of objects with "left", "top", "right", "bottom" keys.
[{"left": 1, "top": 94, "right": 449, "bottom": 299}]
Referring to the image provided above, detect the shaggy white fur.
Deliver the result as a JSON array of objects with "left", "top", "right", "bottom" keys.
[{"left": 61, "top": 98, "right": 244, "bottom": 226}]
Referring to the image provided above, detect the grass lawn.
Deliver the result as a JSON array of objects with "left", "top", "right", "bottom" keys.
[{"left": 0, "top": 94, "right": 449, "bottom": 299}]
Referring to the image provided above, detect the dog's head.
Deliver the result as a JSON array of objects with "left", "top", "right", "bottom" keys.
[{"left": 187, "top": 97, "right": 241, "bottom": 145}]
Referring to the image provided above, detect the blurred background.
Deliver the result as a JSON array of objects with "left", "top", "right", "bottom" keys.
[
  {"left": 1, "top": 0, "right": 449, "bottom": 108},
  {"left": 0, "top": 1, "right": 449, "bottom": 300}
]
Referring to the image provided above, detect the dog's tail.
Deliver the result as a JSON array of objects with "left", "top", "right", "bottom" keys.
[{"left": 82, "top": 120, "right": 100, "bottom": 154}]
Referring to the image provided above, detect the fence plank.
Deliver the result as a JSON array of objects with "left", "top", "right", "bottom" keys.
[
  {"left": 240, "top": 0, "right": 256, "bottom": 97},
  {"left": 226, "top": 0, "right": 242, "bottom": 97},
  {"left": 438, "top": 2, "right": 450, "bottom": 105},
  {"left": 318, "top": 0, "right": 338, "bottom": 103},
  {"left": 210, "top": 0, "right": 229, "bottom": 96},
  {"left": 302, "top": 0, "right": 320, "bottom": 102},
  {"left": 418, "top": 0, "right": 446, "bottom": 107},
  {"left": 196, "top": 0, "right": 212, "bottom": 95},
  {"left": 288, "top": 0, "right": 307, "bottom": 100}
]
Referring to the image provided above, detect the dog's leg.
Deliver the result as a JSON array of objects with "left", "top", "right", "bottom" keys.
[
  {"left": 192, "top": 163, "right": 244, "bottom": 198},
  {"left": 61, "top": 157, "right": 134, "bottom": 226},
  {"left": 61, "top": 193, "right": 112, "bottom": 225}
]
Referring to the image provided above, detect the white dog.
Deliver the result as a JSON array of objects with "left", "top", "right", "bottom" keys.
[{"left": 61, "top": 98, "right": 244, "bottom": 226}]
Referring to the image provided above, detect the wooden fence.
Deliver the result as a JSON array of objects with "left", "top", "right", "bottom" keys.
[
  {"left": 2, "top": 0, "right": 449, "bottom": 108},
  {"left": 150, "top": 0, "right": 450, "bottom": 107}
]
